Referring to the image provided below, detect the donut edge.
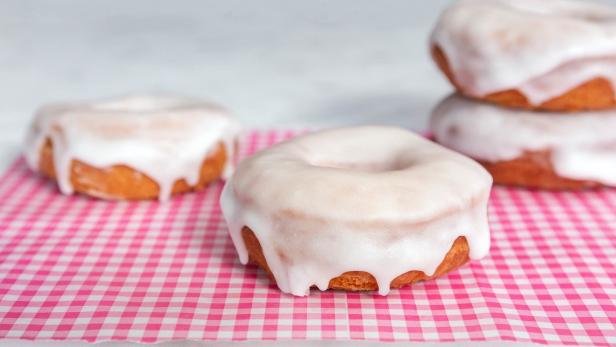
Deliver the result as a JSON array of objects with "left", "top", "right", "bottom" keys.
[
  {"left": 37, "top": 138, "right": 229, "bottom": 200},
  {"left": 431, "top": 45, "right": 616, "bottom": 112},
  {"left": 477, "top": 150, "right": 602, "bottom": 190},
  {"left": 241, "top": 226, "right": 470, "bottom": 292}
]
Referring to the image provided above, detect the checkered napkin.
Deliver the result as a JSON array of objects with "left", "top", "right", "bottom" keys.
[{"left": 0, "top": 130, "right": 614, "bottom": 345}]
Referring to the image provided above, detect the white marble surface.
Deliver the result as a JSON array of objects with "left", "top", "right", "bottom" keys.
[{"left": 0, "top": 1, "right": 610, "bottom": 346}]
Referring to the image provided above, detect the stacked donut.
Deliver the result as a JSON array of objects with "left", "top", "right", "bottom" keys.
[{"left": 429, "top": 0, "right": 616, "bottom": 189}]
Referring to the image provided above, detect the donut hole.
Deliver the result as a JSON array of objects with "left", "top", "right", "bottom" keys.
[
  {"left": 561, "top": 9, "right": 616, "bottom": 23},
  {"left": 576, "top": 13, "right": 616, "bottom": 23},
  {"left": 309, "top": 157, "right": 413, "bottom": 173}
]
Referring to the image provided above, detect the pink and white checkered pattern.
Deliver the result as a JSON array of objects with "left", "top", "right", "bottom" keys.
[{"left": 0, "top": 130, "right": 615, "bottom": 345}]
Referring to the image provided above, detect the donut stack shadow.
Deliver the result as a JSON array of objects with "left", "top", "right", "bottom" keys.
[{"left": 427, "top": 0, "right": 616, "bottom": 190}]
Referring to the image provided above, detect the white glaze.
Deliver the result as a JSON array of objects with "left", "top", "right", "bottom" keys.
[
  {"left": 431, "top": 94, "right": 616, "bottom": 185},
  {"left": 430, "top": 0, "right": 616, "bottom": 105},
  {"left": 220, "top": 126, "right": 492, "bottom": 296},
  {"left": 24, "top": 94, "right": 240, "bottom": 200}
]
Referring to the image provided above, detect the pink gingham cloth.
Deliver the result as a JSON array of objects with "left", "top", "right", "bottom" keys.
[{"left": 0, "top": 129, "right": 615, "bottom": 346}]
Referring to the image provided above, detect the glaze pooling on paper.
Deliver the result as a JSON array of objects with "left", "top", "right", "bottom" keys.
[
  {"left": 431, "top": 94, "right": 616, "bottom": 185},
  {"left": 24, "top": 94, "right": 240, "bottom": 200},
  {"left": 221, "top": 126, "right": 492, "bottom": 296},
  {"left": 431, "top": 0, "right": 616, "bottom": 104}
]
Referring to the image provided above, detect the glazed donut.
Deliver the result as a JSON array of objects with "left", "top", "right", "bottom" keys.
[
  {"left": 24, "top": 94, "right": 240, "bottom": 201},
  {"left": 220, "top": 126, "right": 492, "bottom": 296},
  {"left": 430, "top": 94, "right": 616, "bottom": 189},
  {"left": 430, "top": 0, "right": 616, "bottom": 111}
]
